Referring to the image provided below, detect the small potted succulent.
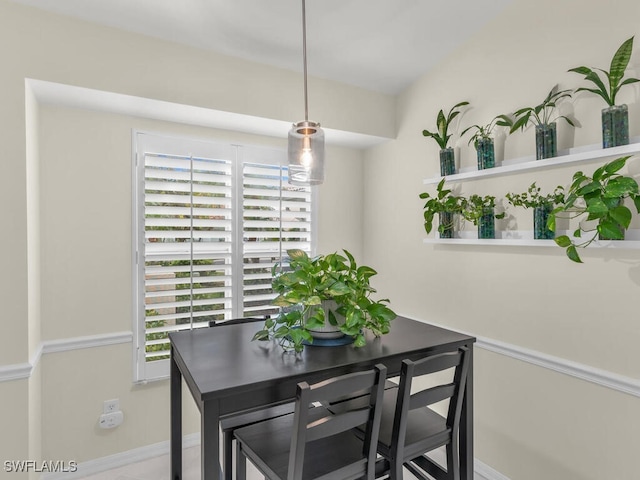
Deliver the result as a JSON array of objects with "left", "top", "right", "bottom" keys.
[
  {"left": 506, "top": 183, "right": 565, "bottom": 239},
  {"left": 510, "top": 85, "right": 576, "bottom": 160},
  {"left": 422, "top": 101, "right": 469, "bottom": 176},
  {"left": 549, "top": 156, "right": 640, "bottom": 263},
  {"left": 461, "top": 114, "right": 513, "bottom": 170},
  {"left": 253, "top": 249, "right": 396, "bottom": 352},
  {"left": 568, "top": 36, "right": 639, "bottom": 148},
  {"left": 419, "top": 178, "right": 464, "bottom": 238},
  {"left": 460, "top": 194, "right": 505, "bottom": 239}
]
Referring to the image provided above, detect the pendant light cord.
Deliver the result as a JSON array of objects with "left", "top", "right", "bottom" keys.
[{"left": 302, "top": 0, "right": 309, "bottom": 122}]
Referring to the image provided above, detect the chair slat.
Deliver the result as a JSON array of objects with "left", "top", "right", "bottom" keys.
[
  {"left": 306, "top": 408, "right": 371, "bottom": 443},
  {"left": 308, "top": 369, "right": 376, "bottom": 404},
  {"left": 409, "top": 383, "right": 456, "bottom": 410},
  {"left": 411, "top": 350, "right": 462, "bottom": 376}
]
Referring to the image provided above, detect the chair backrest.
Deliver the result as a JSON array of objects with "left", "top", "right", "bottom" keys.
[
  {"left": 288, "top": 364, "right": 387, "bottom": 480},
  {"left": 391, "top": 347, "right": 470, "bottom": 456},
  {"left": 208, "top": 316, "right": 269, "bottom": 328}
]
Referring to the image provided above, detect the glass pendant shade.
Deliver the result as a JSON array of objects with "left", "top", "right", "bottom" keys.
[{"left": 288, "top": 120, "right": 325, "bottom": 185}]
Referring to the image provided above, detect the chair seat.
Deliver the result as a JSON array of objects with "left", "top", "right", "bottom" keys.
[{"left": 234, "top": 407, "right": 370, "bottom": 480}]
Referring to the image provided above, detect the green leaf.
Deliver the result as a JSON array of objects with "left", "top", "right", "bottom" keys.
[
  {"left": 554, "top": 235, "right": 572, "bottom": 248},
  {"left": 609, "top": 205, "right": 632, "bottom": 228},
  {"left": 577, "top": 181, "right": 601, "bottom": 196},
  {"left": 251, "top": 330, "right": 270, "bottom": 341},
  {"left": 353, "top": 334, "right": 366, "bottom": 348},
  {"left": 585, "top": 197, "right": 608, "bottom": 214},
  {"left": 566, "top": 245, "right": 583, "bottom": 263},
  {"left": 634, "top": 196, "right": 640, "bottom": 213},
  {"left": 547, "top": 213, "right": 556, "bottom": 232},
  {"left": 605, "top": 177, "right": 639, "bottom": 197},
  {"left": 287, "top": 249, "right": 308, "bottom": 261},
  {"left": 604, "top": 156, "right": 628, "bottom": 173},
  {"left": 598, "top": 219, "right": 625, "bottom": 239},
  {"left": 609, "top": 36, "right": 634, "bottom": 87},
  {"left": 568, "top": 66, "right": 593, "bottom": 76}
]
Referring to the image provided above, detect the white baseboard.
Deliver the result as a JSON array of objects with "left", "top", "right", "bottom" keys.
[
  {"left": 474, "top": 459, "right": 512, "bottom": 480},
  {"left": 41, "top": 433, "right": 200, "bottom": 480}
]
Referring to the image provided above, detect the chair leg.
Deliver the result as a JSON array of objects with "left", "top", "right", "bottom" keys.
[
  {"left": 390, "top": 456, "right": 404, "bottom": 480},
  {"left": 446, "top": 439, "right": 460, "bottom": 480},
  {"left": 236, "top": 439, "right": 247, "bottom": 480},
  {"left": 223, "top": 431, "right": 233, "bottom": 480}
]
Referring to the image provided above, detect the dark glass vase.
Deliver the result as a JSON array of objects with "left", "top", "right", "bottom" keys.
[
  {"left": 533, "top": 205, "right": 554, "bottom": 239},
  {"left": 439, "top": 148, "right": 455, "bottom": 176},
  {"left": 476, "top": 137, "right": 495, "bottom": 170},
  {"left": 535, "top": 123, "right": 557, "bottom": 160},
  {"left": 438, "top": 211, "right": 454, "bottom": 239},
  {"left": 478, "top": 208, "right": 495, "bottom": 239},
  {"left": 602, "top": 104, "right": 629, "bottom": 148}
]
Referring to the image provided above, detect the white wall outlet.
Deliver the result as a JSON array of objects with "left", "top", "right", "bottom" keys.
[
  {"left": 103, "top": 399, "right": 120, "bottom": 414},
  {"left": 99, "top": 411, "right": 124, "bottom": 429}
]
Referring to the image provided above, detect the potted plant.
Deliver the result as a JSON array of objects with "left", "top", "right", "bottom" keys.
[
  {"left": 548, "top": 156, "right": 640, "bottom": 263},
  {"left": 253, "top": 249, "right": 396, "bottom": 352},
  {"left": 461, "top": 114, "right": 513, "bottom": 170},
  {"left": 510, "top": 85, "right": 576, "bottom": 160},
  {"left": 568, "top": 36, "right": 639, "bottom": 148},
  {"left": 460, "top": 194, "right": 505, "bottom": 239},
  {"left": 419, "top": 178, "right": 463, "bottom": 238},
  {"left": 422, "top": 101, "right": 470, "bottom": 176},
  {"left": 506, "top": 182, "right": 565, "bottom": 239}
]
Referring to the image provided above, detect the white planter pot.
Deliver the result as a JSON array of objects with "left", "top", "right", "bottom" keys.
[{"left": 306, "top": 299, "right": 345, "bottom": 339}]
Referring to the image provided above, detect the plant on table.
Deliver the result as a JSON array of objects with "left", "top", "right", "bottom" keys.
[
  {"left": 568, "top": 36, "right": 639, "bottom": 148},
  {"left": 509, "top": 85, "right": 575, "bottom": 160},
  {"left": 422, "top": 101, "right": 470, "bottom": 176},
  {"left": 253, "top": 249, "right": 396, "bottom": 352},
  {"left": 549, "top": 156, "right": 640, "bottom": 263}
]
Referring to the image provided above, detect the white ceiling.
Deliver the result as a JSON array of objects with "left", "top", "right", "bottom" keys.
[{"left": 11, "top": 0, "right": 516, "bottom": 94}]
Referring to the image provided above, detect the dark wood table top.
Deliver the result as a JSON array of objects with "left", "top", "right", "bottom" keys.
[{"left": 170, "top": 316, "right": 475, "bottom": 407}]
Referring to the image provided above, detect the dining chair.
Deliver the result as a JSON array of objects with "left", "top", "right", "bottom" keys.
[
  {"left": 234, "top": 364, "right": 388, "bottom": 480},
  {"left": 377, "top": 347, "right": 470, "bottom": 480}
]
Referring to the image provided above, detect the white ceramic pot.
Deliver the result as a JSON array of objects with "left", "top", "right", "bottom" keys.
[{"left": 306, "top": 299, "right": 345, "bottom": 339}]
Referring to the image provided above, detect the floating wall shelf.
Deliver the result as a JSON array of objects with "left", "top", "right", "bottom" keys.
[
  {"left": 423, "top": 230, "right": 640, "bottom": 248},
  {"left": 423, "top": 141, "right": 640, "bottom": 185}
]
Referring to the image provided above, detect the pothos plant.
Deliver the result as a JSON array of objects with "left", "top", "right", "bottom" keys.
[
  {"left": 509, "top": 85, "right": 575, "bottom": 132},
  {"left": 506, "top": 183, "right": 565, "bottom": 209},
  {"left": 419, "top": 178, "right": 463, "bottom": 234},
  {"left": 548, "top": 156, "right": 640, "bottom": 263},
  {"left": 460, "top": 194, "right": 505, "bottom": 225},
  {"left": 422, "top": 101, "right": 470, "bottom": 149},
  {"left": 253, "top": 249, "right": 396, "bottom": 352},
  {"left": 568, "top": 36, "right": 640, "bottom": 107}
]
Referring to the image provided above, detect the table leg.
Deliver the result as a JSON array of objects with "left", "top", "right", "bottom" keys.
[
  {"left": 460, "top": 345, "right": 474, "bottom": 480},
  {"left": 171, "top": 352, "right": 182, "bottom": 480},
  {"left": 202, "top": 399, "right": 221, "bottom": 480}
]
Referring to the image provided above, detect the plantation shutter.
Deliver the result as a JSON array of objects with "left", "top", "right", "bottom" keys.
[
  {"left": 240, "top": 147, "right": 313, "bottom": 317},
  {"left": 134, "top": 133, "right": 314, "bottom": 382}
]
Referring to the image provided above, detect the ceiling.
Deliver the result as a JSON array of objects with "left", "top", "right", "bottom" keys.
[{"left": 11, "top": 0, "right": 516, "bottom": 95}]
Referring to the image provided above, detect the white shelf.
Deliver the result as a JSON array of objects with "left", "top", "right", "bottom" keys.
[
  {"left": 423, "top": 230, "right": 640, "bottom": 248},
  {"left": 423, "top": 141, "right": 640, "bottom": 185}
]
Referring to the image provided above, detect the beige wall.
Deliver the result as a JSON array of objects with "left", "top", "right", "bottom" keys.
[
  {"left": 0, "top": 0, "right": 379, "bottom": 470},
  {"left": 364, "top": 0, "right": 640, "bottom": 479}
]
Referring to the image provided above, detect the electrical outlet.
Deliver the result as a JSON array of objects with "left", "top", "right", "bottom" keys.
[
  {"left": 99, "top": 411, "right": 124, "bottom": 429},
  {"left": 103, "top": 399, "right": 120, "bottom": 414}
]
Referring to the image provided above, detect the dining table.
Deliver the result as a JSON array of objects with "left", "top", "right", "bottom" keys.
[{"left": 169, "top": 315, "right": 476, "bottom": 480}]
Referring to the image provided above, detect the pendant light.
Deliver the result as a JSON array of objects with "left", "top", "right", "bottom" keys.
[{"left": 288, "top": 0, "right": 325, "bottom": 186}]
